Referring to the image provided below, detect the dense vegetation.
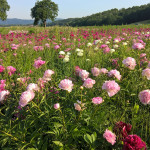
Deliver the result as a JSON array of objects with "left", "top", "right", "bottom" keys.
[
  {"left": 48, "top": 3, "right": 150, "bottom": 26},
  {"left": 0, "top": 25, "right": 150, "bottom": 149}
]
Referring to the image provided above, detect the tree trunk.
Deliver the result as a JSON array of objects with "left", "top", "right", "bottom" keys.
[{"left": 44, "top": 21, "right": 46, "bottom": 28}]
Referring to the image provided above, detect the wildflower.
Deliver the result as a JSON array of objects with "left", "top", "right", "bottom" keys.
[
  {"left": 0, "top": 90, "right": 9, "bottom": 102},
  {"left": 33, "top": 59, "right": 45, "bottom": 69},
  {"left": 0, "top": 65, "right": 5, "bottom": 73},
  {"left": 142, "top": 68, "right": 150, "bottom": 80},
  {"left": 7, "top": 66, "right": 16, "bottom": 76},
  {"left": 43, "top": 69, "right": 54, "bottom": 81},
  {"left": 79, "top": 70, "right": 89, "bottom": 80},
  {"left": 91, "top": 67, "right": 100, "bottom": 77},
  {"left": 27, "top": 83, "right": 39, "bottom": 92},
  {"left": 99, "top": 68, "right": 108, "bottom": 74}
]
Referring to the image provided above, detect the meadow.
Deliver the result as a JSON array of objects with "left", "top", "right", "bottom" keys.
[{"left": 0, "top": 25, "right": 150, "bottom": 150}]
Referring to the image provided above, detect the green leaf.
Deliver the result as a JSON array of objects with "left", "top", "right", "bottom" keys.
[
  {"left": 134, "top": 103, "right": 139, "bottom": 114},
  {"left": 45, "top": 131, "right": 55, "bottom": 135},
  {"left": 52, "top": 141, "right": 63, "bottom": 147},
  {"left": 91, "top": 132, "right": 97, "bottom": 143},
  {"left": 84, "top": 134, "right": 92, "bottom": 144},
  {"left": 53, "top": 122, "right": 63, "bottom": 128}
]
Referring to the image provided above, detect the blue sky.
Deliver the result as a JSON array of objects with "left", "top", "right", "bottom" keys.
[{"left": 7, "top": 0, "right": 150, "bottom": 20}]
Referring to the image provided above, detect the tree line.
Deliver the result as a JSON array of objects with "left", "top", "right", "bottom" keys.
[{"left": 48, "top": 3, "right": 150, "bottom": 26}]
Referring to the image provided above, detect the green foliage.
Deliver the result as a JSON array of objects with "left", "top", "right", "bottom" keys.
[
  {"left": 0, "top": 0, "right": 10, "bottom": 21},
  {"left": 48, "top": 3, "right": 150, "bottom": 26},
  {"left": 31, "top": 0, "right": 58, "bottom": 27}
]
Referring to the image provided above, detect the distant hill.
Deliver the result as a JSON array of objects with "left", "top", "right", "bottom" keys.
[
  {"left": 0, "top": 18, "right": 62, "bottom": 26},
  {"left": 48, "top": 3, "right": 150, "bottom": 26}
]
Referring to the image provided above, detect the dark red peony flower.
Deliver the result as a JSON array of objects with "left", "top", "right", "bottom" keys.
[
  {"left": 123, "top": 135, "right": 147, "bottom": 150},
  {"left": 114, "top": 121, "right": 132, "bottom": 140}
]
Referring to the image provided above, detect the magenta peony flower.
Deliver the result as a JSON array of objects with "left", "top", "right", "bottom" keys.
[
  {"left": 0, "top": 90, "right": 10, "bottom": 102},
  {"left": 123, "top": 135, "right": 147, "bottom": 150},
  {"left": 19, "top": 90, "right": 35, "bottom": 107},
  {"left": 83, "top": 78, "right": 95, "bottom": 88},
  {"left": 139, "top": 90, "right": 150, "bottom": 105},
  {"left": 122, "top": 57, "right": 136, "bottom": 70},
  {"left": 43, "top": 69, "right": 54, "bottom": 81},
  {"left": 108, "top": 69, "right": 121, "bottom": 80},
  {"left": 7, "top": 66, "right": 16, "bottom": 76},
  {"left": 59, "top": 79, "right": 74, "bottom": 92},
  {"left": 92, "top": 97, "right": 103, "bottom": 104},
  {"left": 113, "top": 121, "right": 132, "bottom": 141},
  {"left": 33, "top": 59, "right": 45, "bottom": 69},
  {"left": 91, "top": 67, "right": 100, "bottom": 76},
  {"left": 102, "top": 80, "right": 120, "bottom": 97},
  {"left": 0, "top": 65, "right": 5, "bottom": 73},
  {"left": 79, "top": 70, "right": 89, "bottom": 80},
  {"left": 103, "top": 129, "right": 116, "bottom": 145},
  {"left": 142, "top": 68, "right": 150, "bottom": 80}
]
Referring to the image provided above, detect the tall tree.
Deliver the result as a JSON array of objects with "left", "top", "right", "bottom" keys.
[
  {"left": 0, "top": 0, "right": 10, "bottom": 21},
  {"left": 31, "top": 0, "right": 58, "bottom": 27}
]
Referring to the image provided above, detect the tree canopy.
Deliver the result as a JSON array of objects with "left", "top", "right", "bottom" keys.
[
  {"left": 0, "top": 0, "right": 10, "bottom": 21},
  {"left": 31, "top": 0, "right": 58, "bottom": 27}
]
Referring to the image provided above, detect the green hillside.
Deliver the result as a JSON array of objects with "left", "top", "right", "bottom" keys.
[{"left": 48, "top": 3, "right": 150, "bottom": 26}]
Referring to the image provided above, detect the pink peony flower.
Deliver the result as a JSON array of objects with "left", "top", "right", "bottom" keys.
[
  {"left": 102, "top": 80, "right": 120, "bottom": 97},
  {"left": 108, "top": 69, "right": 121, "bottom": 80},
  {"left": 0, "top": 65, "right": 5, "bottom": 73},
  {"left": 54, "top": 103, "right": 60, "bottom": 109},
  {"left": 59, "top": 79, "right": 74, "bottom": 92},
  {"left": 103, "top": 129, "right": 116, "bottom": 145},
  {"left": 79, "top": 70, "right": 89, "bottom": 80},
  {"left": 75, "top": 66, "right": 82, "bottom": 76},
  {"left": 99, "top": 68, "right": 108, "bottom": 74},
  {"left": 27, "top": 83, "right": 39, "bottom": 92},
  {"left": 54, "top": 45, "right": 60, "bottom": 50},
  {"left": 103, "top": 47, "right": 110, "bottom": 54},
  {"left": 122, "top": 57, "right": 136, "bottom": 70},
  {"left": 19, "top": 90, "right": 35, "bottom": 107},
  {"left": 123, "top": 135, "right": 147, "bottom": 150},
  {"left": 139, "top": 90, "right": 150, "bottom": 105},
  {"left": 43, "top": 69, "right": 54, "bottom": 81},
  {"left": 83, "top": 78, "right": 95, "bottom": 88},
  {"left": 92, "top": 97, "right": 103, "bottom": 104},
  {"left": 132, "top": 43, "right": 145, "bottom": 50},
  {"left": 37, "top": 78, "right": 46, "bottom": 89},
  {"left": 33, "top": 59, "right": 45, "bottom": 69},
  {"left": 74, "top": 103, "right": 82, "bottom": 111},
  {"left": 91, "top": 67, "right": 100, "bottom": 76},
  {"left": 0, "top": 90, "right": 10, "bottom": 102},
  {"left": 142, "top": 68, "right": 150, "bottom": 80},
  {"left": 7, "top": 66, "right": 16, "bottom": 76}
]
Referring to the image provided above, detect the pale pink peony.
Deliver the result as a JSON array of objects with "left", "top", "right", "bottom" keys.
[
  {"left": 139, "top": 90, "right": 150, "bottom": 105},
  {"left": 59, "top": 79, "right": 74, "bottom": 92},
  {"left": 0, "top": 90, "right": 10, "bottom": 102},
  {"left": 19, "top": 90, "right": 35, "bottom": 107},
  {"left": 142, "top": 68, "right": 150, "bottom": 80},
  {"left": 27, "top": 83, "right": 39, "bottom": 92},
  {"left": 103, "top": 129, "right": 116, "bottom": 145},
  {"left": 91, "top": 67, "right": 100, "bottom": 76},
  {"left": 7, "top": 66, "right": 16, "bottom": 76},
  {"left": 43, "top": 69, "right": 55, "bottom": 81},
  {"left": 108, "top": 69, "right": 121, "bottom": 80},
  {"left": 99, "top": 68, "right": 108, "bottom": 74},
  {"left": 83, "top": 78, "right": 95, "bottom": 88},
  {"left": 33, "top": 59, "right": 45, "bottom": 69},
  {"left": 79, "top": 70, "right": 89, "bottom": 80},
  {"left": 75, "top": 66, "right": 82, "bottom": 76},
  {"left": 54, "top": 45, "right": 60, "bottom": 50},
  {"left": 132, "top": 43, "right": 145, "bottom": 50},
  {"left": 122, "top": 57, "right": 136, "bottom": 70},
  {"left": 102, "top": 80, "right": 120, "bottom": 97},
  {"left": 54, "top": 103, "right": 60, "bottom": 109},
  {"left": 92, "top": 97, "right": 103, "bottom": 104},
  {"left": 74, "top": 103, "right": 82, "bottom": 111}
]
